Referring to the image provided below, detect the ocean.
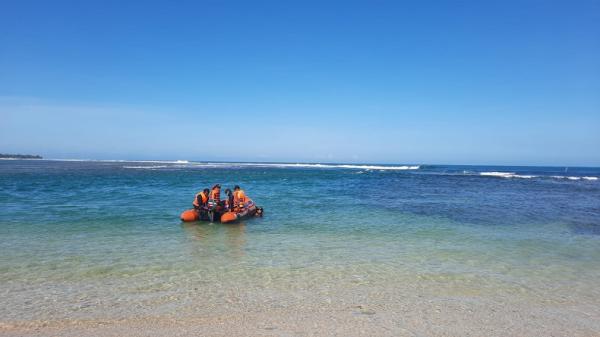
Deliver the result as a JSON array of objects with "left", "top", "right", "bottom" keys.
[{"left": 1, "top": 159, "right": 599, "bottom": 334}]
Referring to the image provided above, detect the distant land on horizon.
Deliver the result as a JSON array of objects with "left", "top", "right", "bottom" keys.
[{"left": 0, "top": 153, "right": 43, "bottom": 159}]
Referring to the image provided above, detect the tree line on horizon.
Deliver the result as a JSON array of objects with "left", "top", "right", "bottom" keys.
[{"left": 0, "top": 153, "right": 43, "bottom": 159}]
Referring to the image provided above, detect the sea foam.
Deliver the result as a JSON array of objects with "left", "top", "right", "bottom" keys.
[
  {"left": 479, "top": 172, "right": 598, "bottom": 181},
  {"left": 121, "top": 162, "right": 421, "bottom": 171},
  {"left": 261, "top": 163, "right": 420, "bottom": 170},
  {"left": 479, "top": 172, "right": 536, "bottom": 179},
  {"left": 551, "top": 175, "right": 599, "bottom": 181}
]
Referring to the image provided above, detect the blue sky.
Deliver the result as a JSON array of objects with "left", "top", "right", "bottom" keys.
[{"left": 1, "top": 0, "right": 599, "bottom": 165}]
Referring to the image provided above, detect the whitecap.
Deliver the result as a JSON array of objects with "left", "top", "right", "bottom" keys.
[
  {"left": 123, "top": 165, "right": 171, "bottom": 169},
  {"left": 231, "top": 163, "right": 420, "bottom": 170},
  {"left": 479, "top": 172, "right": 536, "bottom": 179},
  {"left": 550, "top": 175, "right": 598, "bottom": 181},
  {"left": 47, "top": 159, "right": 420, "bottom": 171}
]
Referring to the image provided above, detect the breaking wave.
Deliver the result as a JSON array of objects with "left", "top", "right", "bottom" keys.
[
  {"left": 49, "top": 158, "right": 191, "bottom": 164},
  {"left": 122, "top": 165, "right": 173, "bottom": 169},
  {"left": 252, "top": 163, "right": 420, "bottom": 170},
  {"left": 480, "top": 172, "right": 598, "bottom": 181},
  {"left": 551, "top": 175, "right": 598, "bottom": 181},
  {"left": 479, "top": 172, "right": 537, "bottom": 179},
  {"left": 122, "top": 162, "right": 420, "bottom": 171}
]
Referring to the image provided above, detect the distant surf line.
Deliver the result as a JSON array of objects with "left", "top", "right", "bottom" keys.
[
  {"left": 121, "top": 162, "right": 421, "bottom": 171},
  {"left": 478, "top": 171, "right": 598, "bottom": 181}
]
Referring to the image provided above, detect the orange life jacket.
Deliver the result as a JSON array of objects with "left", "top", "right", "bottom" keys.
[
  {"left": 234, "top": 190, "right": 249, "bottom": 206},
  {"left": 233, "top": 190, "right": 244, "bottom": 202},
  {"left": 210, "top": 187, "right": 220, "bottom": 202},
  {"left": 193, "top": 191, "right": 208, "bottom": 207}
]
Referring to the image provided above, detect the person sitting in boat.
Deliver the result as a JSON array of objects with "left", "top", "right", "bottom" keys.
[
  {"left": 192, "top": 188, "right": 210, "bottom": 210},
  {"left": 233, "top": 185, "right": 254, "bottom": 210}
]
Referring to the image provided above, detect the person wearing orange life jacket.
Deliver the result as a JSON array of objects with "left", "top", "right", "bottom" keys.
[
  {"left": 203, "top": 184, "right": 223, "bottom": 222},
  {"left": 193, "top": 188, "right": 210, "bottom": 210},
  {"left": 233, "top": 185, "right": 253, "bottom": 209},
  {"left": 208, "top": 184, "right": 224, "bottom": 211},
  {"left": 209, "top": 184, "right": 221, "bottom": 201}
]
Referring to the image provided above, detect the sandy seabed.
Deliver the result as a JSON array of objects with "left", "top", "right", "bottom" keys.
[{"left": 2, "top": 286, "right": 598, "bottom": 337}]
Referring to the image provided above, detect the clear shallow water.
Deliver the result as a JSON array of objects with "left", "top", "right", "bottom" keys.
[{"left": 1, "top": 160, "right": 599, "bottom": 323}]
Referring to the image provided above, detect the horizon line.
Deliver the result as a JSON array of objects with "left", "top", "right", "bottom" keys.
[{"left": 2, "top": 157, "right": 599, "bottom": 169}]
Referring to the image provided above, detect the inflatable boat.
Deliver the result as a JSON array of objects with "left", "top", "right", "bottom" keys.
[
  {"left": 220, "top": 204, "right": 264, "bottom": 223},
  {"left": 180, "top": 205, "right": 263, "bottom": 223}
]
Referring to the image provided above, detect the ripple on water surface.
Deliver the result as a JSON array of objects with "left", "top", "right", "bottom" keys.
[{"left": 0, "top": 160, "right": 599, "bottom": 323}]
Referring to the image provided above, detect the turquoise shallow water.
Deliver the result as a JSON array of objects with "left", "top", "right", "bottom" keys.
[{"left": 1, "top": 160, "right": 599, "bottom": 322}]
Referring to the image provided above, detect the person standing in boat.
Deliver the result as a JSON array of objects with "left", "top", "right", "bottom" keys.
[
  {"left": 209, "top": 184, "right": 221, "bottom": 205},
  {"left": 224, "top": 188, "right": 235, "bottom": 211},
  {"left": 205, "top": 184, "right": 223, "bottom": 222}
]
